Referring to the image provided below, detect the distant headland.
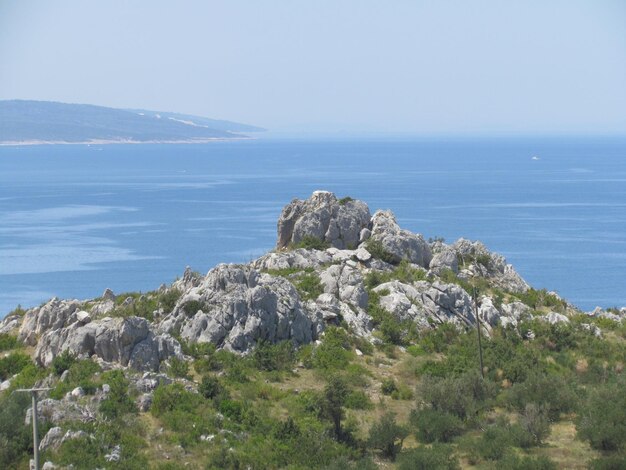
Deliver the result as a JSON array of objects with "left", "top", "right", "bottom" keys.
[{"left": 0, "top": 100, "right": 265, "bottom": 145}]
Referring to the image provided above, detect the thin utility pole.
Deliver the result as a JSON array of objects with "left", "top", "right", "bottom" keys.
[
  {"left": 14, "top": 387, "right": 51, "bottom": 470},
  {"left": 472, "top": 287, "right": 485, "bottom": 379}
]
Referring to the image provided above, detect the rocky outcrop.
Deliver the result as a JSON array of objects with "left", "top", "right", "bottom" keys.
[
  {"left": 370, "top": 210, "right": 432, "bottom": 267},
  {"left": 34, "top": 316, "right": 182, "bottom": 372},
  {"left": 373, "top": 280, "right": 475, "bottom": 330},
  {"left": 453, "top": 239, "right": 529, "bottom": 293},
  {"left": 276, "top": 191, "right": 371, "bottom": 250},
  {"left": 18, "top": 298, "right": 82, "bottom": 345},
  {"left": 159, "top": 264, "right": 315, "bottom": 353}
]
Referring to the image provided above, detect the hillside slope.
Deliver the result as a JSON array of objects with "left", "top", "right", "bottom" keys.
[{"left": 0, "top": 100, "right": 264, "bottom": 144}]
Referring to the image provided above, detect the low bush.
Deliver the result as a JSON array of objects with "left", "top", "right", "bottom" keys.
[
  {"left": 252, "top": 340, "right": 296, "bottom": 371},
  {"left": 0, "top": 352, "right": 31, "bottom": 381},
  {"left": 52, "top": 349, "right": 76, "bottom": 376},
  {"left": 99, "top": 370, "right": 136, "bottom": 419},
  {"left": 381, "top": 378, "right": 398, "bottom": 395},
  {"left": 396, "top": 444, "right": 460, "bottom": 470},
  {"left": 410, "top": 408, "right": 464, "bottom": 443},
  {"left": 0, "top": 333, "right": 18, "bottom": 352},
  {"left": 365, "top": 239, "right": 397, "bottom": 264},
  {"left": 367, "top": 412, "right": 408, "bottom": 460},
  {"left": 151, "top": 383, "right": 200, "bottom": 416},
  {"left": 498, "top": 454, "right": 557, "bottom": 470},
  {"left": 576, "top": 380, "right": 626, "bottom": 451},
  {"left": 512, "top": 403, "right": 551, "bottom": 447},
  {"left": 291, "top": 236, "right": 330, "bottom": 251},
  {"left": 506, "top": 372, "right": 578, "bottom": 420},
  {"left": 168, "top": 356, "right": 190, "bottom": 379}
]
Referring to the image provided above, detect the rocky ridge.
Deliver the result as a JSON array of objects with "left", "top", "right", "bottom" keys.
[{"left": 1, "top": 190, "right": 624, "bottom": 383}]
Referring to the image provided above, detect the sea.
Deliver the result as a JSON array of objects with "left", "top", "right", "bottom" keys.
[{"left": 1, "top": 137, "right": 625, "bottom": 316}]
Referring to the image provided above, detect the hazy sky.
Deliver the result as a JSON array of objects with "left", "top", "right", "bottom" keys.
[{"left": 1, "top": 0, "right": 625, "bottom": 135}]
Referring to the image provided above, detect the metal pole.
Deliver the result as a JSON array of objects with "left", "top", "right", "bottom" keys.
[
  {"left": 14, "top": 388, "right": 50, "bottom": 470},
  {"left": 32, "top": 391, "right": 39, "bottom": 470},
  {"left": 473, "top": 287, "right": 485, "bottom": 379}
]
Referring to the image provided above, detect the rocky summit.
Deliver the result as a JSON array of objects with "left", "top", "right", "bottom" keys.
[{"left": 1, "top": 190, "right": 588, "bottom": 373}]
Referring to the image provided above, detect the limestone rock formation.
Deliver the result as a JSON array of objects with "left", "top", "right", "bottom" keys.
[
  {"left": 276, "top": 191, "right": 371, "bottom": 250},
  {"left": 369, "top": 210, "right": 432, "bottom": 267},
  {"left": 159, "top": 264, "right": 315, "bottom": 353},
  {"left": 34, "top": 316, "right": 182, "bottom": 372}
]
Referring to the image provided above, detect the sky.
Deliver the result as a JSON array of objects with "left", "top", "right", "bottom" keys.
[{"left": 0, "top": 0, "right": 625, "bottom": 135}]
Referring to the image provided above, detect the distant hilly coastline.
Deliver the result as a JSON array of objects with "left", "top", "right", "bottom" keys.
[{"left": 0, "top": 100, "right": 265, "bottom": 145}]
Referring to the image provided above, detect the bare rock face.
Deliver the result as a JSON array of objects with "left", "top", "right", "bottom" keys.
[
  {"left": 18, "top": 298, "right": 82, "bottom": 345},
  {"left": 276, "top": 191, "right": 371, "bottom": 250},
  {"left": 34, "top": 316, "right": 182, "bottom": 372},
  {"left": 370, "top": 210, "right": 432, "bottom": 268},
  {"left": 373, "top": 280, "right": 475, "bottom": 329},
  {"left": 252, "top": 248, "right": 333, "bottom": 272},
  {"left": 453, "top": 239, "right": 529, "bottom": 293},
  {"left": 162, "top": 264, "right": 315, "bottom": 353},
  {"left": 429, "top": 247, "right": 459, "bottom": 274}
]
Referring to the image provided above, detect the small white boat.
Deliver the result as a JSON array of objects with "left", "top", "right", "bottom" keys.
[{"left": 531, "top": 155, "right": 540, "bottom": 160}]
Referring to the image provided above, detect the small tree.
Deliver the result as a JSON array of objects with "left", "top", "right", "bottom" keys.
[
  {"left": 368, "top": 412, "right": 408, "bottom": 460},
  {"left": 577, "top": 382, "right": 626, "bottom": 451},
  {"left": 320, "top": 375, "right": 349, "bottom": 439}
]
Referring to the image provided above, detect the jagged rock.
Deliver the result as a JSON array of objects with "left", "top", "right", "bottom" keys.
[
  {"left": 478, "top": 297, "right": 500, "bottom": 327},
  {"left": 542, "top": 312, "right": 570, "bottom": 325},
  {"left": 105, "top": 445, "right": 121, "bottom": 462},
  {"left": 172, "top": 266, "right": 202, "bottom": 292},
  {"left": 453, "top": 239, "right": 529, "bottom": 293},
  {"left": 355, "top": 247, "right": 372, "bottom": 262},
  {"left": 39, "top": 426, "right": 64, "bottom": 451},
  {"left": 0, "top": 313, "right": 22, "bottom": 334},
  {"left": 319, "top": 263, "right": 368, "bottom": 309},
  {"left": 70, "top": 387, "right": 85, "bottom": 398},
  {"left": 102, "top": 288, "right": 116, "bottom": 302},
  {"left": 373, "top": 280, "right": 475, "bottom": 329},
  {"left": 252, "top": 249, "right": 332, "bottom": 272},
  {"left": 26, "top": 398, "right": 94, "bottom": 425},
  {"left": 89, "top": 298, "right": 115, "bottom": 317},
  {"left": 18, "top": 298, "right": 82, "bottom": 345},
  {"left": 581, "top": 323, "right": 602, "bottom": 337},
  {"left": 499, "top": 301, "right": 531, "bottom": 327},
  {"left": 75, "top": 310, "right": 91, "bottom": 324},
  {"left": 429, "top": 247, "right": 459, "bottom": 274},
  {"left": 42, "top": 462, "right": 57, "bottom": 470},
  {"left": 359, "top": 228, "right": 371, "bottom": 243},
  {"left": 162, "top": 264, "right": 315, "bottom": 353},
  {"left": 0, "top": 377, "right": 13, "bottom": 391},
  {"left": 34, "top": 316, "right": 182, "bottom": 371},
  {"left": 136, "top": 393, "right": 153, "bottom": 412},
  {"left": 369, "top": 210, "right": 432, "bottom": 267},
  {"left": 276, "top": 191, "right": 371, "bottom": 250}
]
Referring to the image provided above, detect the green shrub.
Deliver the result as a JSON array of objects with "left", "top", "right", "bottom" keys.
[
  {"left": 0, "top": 352, "right": 31, "bottom": 381},
  {"left": 511, "top": 403, "right": 551, "bottom": 447},
  {"left": 367, "top": 412, "right": 408, "bottom": 460},
  {"left": 291, "top": 236, "right": 330, "bottom": 250},
  {"left": 382, "top": 378, "right": 398, "bottom": 395},
  {"left": 577, "top": 381, "right": 626, "bottom": 451},
  {"left": 364, "top": 260, "right": 427, "bottom": 289},
  {"left": 199, "top": 375, "right": 222, "bottom": 400},
  {"left": 397, "top": 444, "right": 460, "bottom": 470},
  {"left": 294, "top": 272, "right": 324, "bottom": 301},
  {"left": 0, "top": 333, "right": 18, "bottom": 352},
  {"left": 417, "top": 372, "right": 496, "bottom": 420},
  {"left": 151, "top": 383, "right": 200, "bottom": 416},
  {"left": 52, "top": 349, "right": 76, "bottom": 376},
  {"left": 50, "top": 359, "right": 101, "bottom": 399},
  {"left": 310, "top": 327, "right": 353, "bottom": 370},
  {"left": 365, "top": 239, "right": 397, "bottom": 264},
  {"left": 338, "top": 196, "right": 354, "bottom": 205},
  {"left": 0, "top": 393, "right": 38, "bottom": 469},
  {"left": 410, "top": 408, "right": 464, "bottom": 443},
  {"left": 168, "top": 356, "right": 190, "bottom": 379},
  {"left": 498, "top": 454, "right": 557, "bottom": 470},
  {"left": 319, "top": 375, "right": 349, "bottom": 439},
  {"left": 99, "top": 370, "right": 136, "bottom": 419},
  {"left": 474, "top": 421, "right": 512, "bottom": 461},
  {"left": 182, "top": 300, "right": 205, "bottom": 317},
  {"left": 344, "top": 390, "right": 373, "bottom": 410},
  {"left": 506, "top": 372, "right": 578, "bottom": 420},
  {"left": 589, "top": 454, "right": 626, "bottom": 470},
  {"left": 253, "top": 340, "right": 295, "bottom": 371},
  {"left": 158, "top": 289, "right": 182, "bottom": 312}
]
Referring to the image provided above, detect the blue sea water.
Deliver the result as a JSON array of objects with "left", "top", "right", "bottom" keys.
[{"left": 1, "top": 137, "right": 625, "bottom": 316}]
